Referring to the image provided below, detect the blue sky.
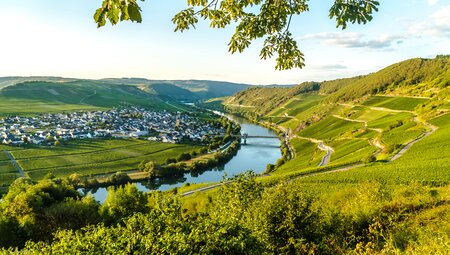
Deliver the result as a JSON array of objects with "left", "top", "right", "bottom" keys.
[{"left": 0, "top": 0, "right": 449, "bottom": 85}]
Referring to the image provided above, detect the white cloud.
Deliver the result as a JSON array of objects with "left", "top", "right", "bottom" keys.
[
  {"left": 409, "top": 6, "right": 450, "bottom": 36},
  {"left": 300, "top": 32, "right": 404, "bottom": 49},
  {"left": 428, "top": 0, "right": 439, "bottom": 5}
]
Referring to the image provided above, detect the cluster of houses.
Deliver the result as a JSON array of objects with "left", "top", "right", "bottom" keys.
[{"left": 0, "top": 107, "right": 226, "bottom": 146}]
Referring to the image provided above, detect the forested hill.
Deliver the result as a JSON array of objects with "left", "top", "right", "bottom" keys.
[{"left": 225, "top": 56, "right": 450, "bottom": 115}]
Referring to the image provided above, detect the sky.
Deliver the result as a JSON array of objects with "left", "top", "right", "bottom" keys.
[{"left": 0, "top": 0, "right": 449, "bottom": 85}]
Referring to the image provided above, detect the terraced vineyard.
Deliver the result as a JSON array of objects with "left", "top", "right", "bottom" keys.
[
  {"left": 362, "top": 96, "right": 429, "bottom": 111},
  {"left": 329, "top": 139, "right": 376, "bottom": 164},
  {"left": 298, "top": 113, "right": 450, "bottom": 185},
  {"left": 226, "top": 88, "right": 446, "bottom": 180},
  {"left": 274, "top": 138, "right": 325, "bottom": 174},
  {"left": 10, "top": 139, "right": 200, "bottom": 180},
  {"left": 0, "top": 160, "right": 18, "bottom": 186},
  {"left": 298, "top": 116, "right": 363, "bottom": 141}
]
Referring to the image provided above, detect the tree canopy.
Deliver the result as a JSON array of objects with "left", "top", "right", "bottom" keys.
[{"left": 94, "top": 0, "right": 379, "bottom": 70}]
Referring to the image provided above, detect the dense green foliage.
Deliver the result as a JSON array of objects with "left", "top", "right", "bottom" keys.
[{"left": 1, "top": 172, "right": 449, "bottom": 254}]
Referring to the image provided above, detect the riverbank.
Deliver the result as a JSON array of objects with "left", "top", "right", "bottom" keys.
[
  {"left": 220, "top": 108, "right": 295, "bottom": 172},
  {"left": 83, "top": 110, "right": 282, "bottom": 201},
  {"left": 77, "top": 138, "right": 241, "bottom": 189}
]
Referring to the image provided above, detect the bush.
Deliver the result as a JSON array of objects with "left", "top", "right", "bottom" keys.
[
  {"left": 363, "top": 154, "right": 377, "bottom": 164},
  {"left": 108, "top": 172, "right": 131, "bottom": 185},
  {"left": 177, "top": 153, "right": 192, "bottom": 162}
]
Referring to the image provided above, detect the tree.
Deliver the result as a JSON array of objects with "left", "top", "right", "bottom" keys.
[
  {"left": 99, "top": 184, "right": 148, "bottom": 224},
  {"left": 94, "top": 0, "right": 379, "bottom": 70},
  {"left": 177, "top": 152, "right": 192, "bottom": 162},
  {"left": 143, "top": 161, "right": 160, "bottom": 178}
]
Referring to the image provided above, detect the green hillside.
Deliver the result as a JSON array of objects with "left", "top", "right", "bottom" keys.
[
  {"left": 225, "top": 56, "right": 450, "bottom": 116},
  {"left": 224, "top": 56, "right": 450, "bottom": 178}
]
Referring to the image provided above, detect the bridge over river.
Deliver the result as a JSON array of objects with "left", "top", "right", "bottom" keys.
[{"left": 232, "top": 133, "right": 280, "bottom": 144}]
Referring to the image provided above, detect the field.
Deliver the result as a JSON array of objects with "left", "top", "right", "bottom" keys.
[
  {"left": 362, "top": 96, "right": 429, "bottom": 111},
  {"left": 255, "top": 93, "right": 443, "bottom": 178},
  {"left": 329, "top": 139, "right": 376, "bottom": 164},
  {"left": 366, "top": 112, "right": 414, "bottom": 130},
  {"left": 382, "top": 121, "right": 426, "bottom": 146},
  {"left": 274, "top": 138, "right": 325, "bottom": 174},
  {"left": 9, "top": 139, "right": 200, "bottom": 180},
  {"left": 0, "top": 97, "right": 104, "bottom": 117},
  {"left": 0, "top": 152, "right": 18, "bottom": 186},
  {"left": 268, "top": 95, "right": 323, "bottom": 117},
  {"left": 298, "top": 116, "right": 363, "bottom": 141}
]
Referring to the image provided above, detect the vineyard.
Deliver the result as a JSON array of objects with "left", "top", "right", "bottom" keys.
[{"left": 9, "top": 139, "right": 200, "bottom": 180}]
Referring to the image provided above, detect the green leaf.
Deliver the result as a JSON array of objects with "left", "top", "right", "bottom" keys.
[{"left": 128, "top": 4, "right": 143, "bottom": 23}]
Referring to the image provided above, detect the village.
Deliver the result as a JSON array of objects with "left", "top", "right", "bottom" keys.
[{"left": 0, "top": 107, "right": 226, "bottom": 146}]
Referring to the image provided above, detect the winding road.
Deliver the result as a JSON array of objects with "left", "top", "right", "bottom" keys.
[
  {"left": 317, "top": 142, "right": 333, "bottom": 167},
  {"left": 389, "top": 120, "right": 437, "bottom": 162}
]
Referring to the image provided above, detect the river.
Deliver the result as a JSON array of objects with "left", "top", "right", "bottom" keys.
[{"left": 83, "top": 113, "right": 282, "bottom": 202}]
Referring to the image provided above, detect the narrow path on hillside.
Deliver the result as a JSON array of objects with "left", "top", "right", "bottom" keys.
[
  {"left": 289, "top": 163, "right": 365, "bottom": 183},
  {"left": 317, "top": 142, "right": 333, "bottom": 166},
  {"left": 332, "top": 114, "right": 367, "bottom": 128},
  {"left": 79, "top": 90, "right": 97, "bottom": 104},
  {"left": 369, "top": 137, "right": 386, "bottom": 157},
  {"left": 283, "top": 113, "right": 300, "bottom": 121},
  {"left": 4, "top": 151, "right": 25, "bottom": 177},
  {"left": 226, "top": 104, "right": 255, "bottom": 108},
  {"left": 337, "top": 103, "right": 415, "bottom": 114},
  {"left": 294, "top": 136, "right": 334, "bottom": 167},
  {"left": 389, "top": 118, "right": 437, "bottom": 161}
]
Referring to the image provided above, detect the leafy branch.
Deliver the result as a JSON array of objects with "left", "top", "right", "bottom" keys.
[{"left": 94, "top": 0, "right": 380, "bottom": 70}]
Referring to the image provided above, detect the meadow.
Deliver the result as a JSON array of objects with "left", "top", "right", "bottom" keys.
[
  {"left": 0, "top": 160, "right": 18, "bottom": 186},
  {"left": 9, "top": 139, "right": 200, "bottom": 180}
]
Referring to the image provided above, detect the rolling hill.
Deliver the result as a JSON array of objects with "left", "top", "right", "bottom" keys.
[
  {"left": 0, "top": 77, "right": 261, "bottom": 116},
  {"left": 225, "top": 56, "right": 450, "bottom": 116}
]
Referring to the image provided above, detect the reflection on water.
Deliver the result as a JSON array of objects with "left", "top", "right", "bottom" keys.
[{"left": 87, "top": 113, "right": 282, "bottom": 202}]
